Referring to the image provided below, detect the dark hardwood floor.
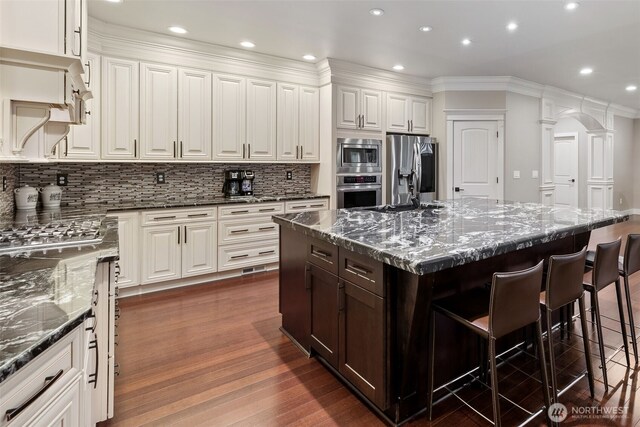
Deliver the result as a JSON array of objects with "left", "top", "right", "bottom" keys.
[{"left": 102, "top": 216, "right": 640, "bottom": 427}]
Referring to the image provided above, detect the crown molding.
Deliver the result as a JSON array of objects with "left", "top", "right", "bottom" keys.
[
  {"left": 431, "top": 76, "right": 639, "bottom": 119},
  {"left": 88, "top": 17, "right": 320, "bottom": 86},
  {"left": 325, "top": 58, "right": 432, "bottom": 97}
]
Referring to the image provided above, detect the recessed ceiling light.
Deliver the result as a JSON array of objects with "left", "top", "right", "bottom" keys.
[
  {"left": 104, "top": 0, "right": 122, "bottom": 3},
  {"left": 240, "top": 41, "right": 255, "bottom": 48},
  {"left": 506, "top": 22, "right": 518, "bottom": 31},
  {"left": 565, "top": 2, "right": 579, "bottom": 10},
  {"left": 303, "top": 54, "right": 316, "bottom": 61},
  {"left": 419, "top": 26, "right": 433, "bottom": 32},
  {"left": 579, "top": 67, "right": 593, "bottom": 75},
  {"left": 369, "top": 8, "right": 384, "bottom": 16},
  {"left": 461, "top": 38, "right": 471, "bottom": 46},
  {"left": 168, "top": 26, "right": 187, "bottom": 34},
  {"left": 626, "top": 85, "right": 638, "bottom": 92},
  {"left": 392, "top": 65, "right": 404, "bottom": 71}
]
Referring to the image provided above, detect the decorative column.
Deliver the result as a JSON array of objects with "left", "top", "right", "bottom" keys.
[{"left": 539, "top": 98, "right": 557, "bottom": 205}]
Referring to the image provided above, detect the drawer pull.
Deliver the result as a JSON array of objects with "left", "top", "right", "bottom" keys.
[
  {"left": 347, "top": 263, "right": 372, "bottom": 276},
  {"left": 290, "top": 205, "right": 306, "bottom": 209},
  {"left": 230, "top": 229, "right": 249, "bottom": 234},
  {"left": 258, "top": 226, "right": 276, "bottom": 231},
  {"left": 88, "top": 335, "right": 99, "bottom": 389},
  {"left": 5, "top": 369, "right": 64, "bottom": 422},
  {"left": 259, "top": 208, "right": 276, "bottom": 212},
  {"left": 153, "top": 215, "right": 176, "bottom": 221},
  {"left": 231, "top": 210, "right": 249, "bottom": 215},
  {"left": 311, "top": 248, "right": 332, "bottom": 259},
  {"left": 187, "top": 213, "right": 209, "bottom": 218},
  {"left": 259, "top": 250, "right": 275, "bottom": 255},
  {"left": 231, "top": 254, "right": 249, "bottom": 259},
  {"left": 309, "top": 204, "right": 326, "bottom": 208}
]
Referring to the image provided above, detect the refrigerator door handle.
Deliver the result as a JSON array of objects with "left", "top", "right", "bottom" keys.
[{"left": 414, "top": 140, "right": 422, "bottom": 202}]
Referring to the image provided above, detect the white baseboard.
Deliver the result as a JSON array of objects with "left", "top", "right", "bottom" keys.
[
  {"left": 619, "top": 209, "right": 640, "bottom": 216},
  {"left": 118, "top": 263, "right": 279, "bottom": 298}
]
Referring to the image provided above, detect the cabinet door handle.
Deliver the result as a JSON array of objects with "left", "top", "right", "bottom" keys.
[
  {"left": 296, "top": 145, "right": 299, "bottom": 159},
  {"left": 411, "top": 120, "right": 414, "bottom": 132},
  {"left": 184, "top": 226, "right": 187, "bottom": 244},
  {"left": 178, "top": 226, "right": 181, "bottom": 244},
  {"left": 259, "top": 250, "right": 275, "bottom": 255},
  {"left": 243, "top": 143, "right": 246, "bottom": 159},
  {"left": 231, "top": 254, "right": 249, "bottom": 259},
  {"left": 338, "top": 281, "right": 345, "bottom": 312},
  {"left": 248, "top": 143, "right": 251, "bottom": 159},
  {"left": 258, "top": 226, "right": 276, "bottom": 231},
  {"left": 64, "top": 136, "right": 68, "bottom": 157},
  {"left": 408, "top": 120, "right": 411, "bottom": 131},
  {"left": 173, "top": 141, "right": 177, "bottom": 158},
  {"left": 85, "top": 61, "right": 91, "bottom": 86},
  {"left": 73, "top": 27, "right": 82, "bottom": 57},
  {"left": 5, "top": 369, "right": 65, "bottom": 421},
  {"left": 180, "top": 141, "right": 183, "bottom": 158},
  {"left": 311, "top": 248, "right": 332, "bottom": 258},
  {"left": 153, "top": 215, "right": 176, "bottom": 221},
  {"left": 134, "top": 139, "right": 137, "bottom": 158},
  {"left": 88, "top": 336, "right": 98, "bottom": 389},
  {"left": 300, "top": 145, "right": 303, "bottom": 160},
  {"left": 230, "top": 229, "right": 249, "bottom": 234}
]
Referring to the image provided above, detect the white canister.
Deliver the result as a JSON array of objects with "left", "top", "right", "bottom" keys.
[
  {"left": 14, "top": 185, "right": 39, "bottom": 210},
  {"left": 40, "top": 184, "right": 63, "bottom": 208}
]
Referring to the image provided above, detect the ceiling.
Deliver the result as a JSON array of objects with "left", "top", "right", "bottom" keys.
[{"left": 89, "top": 0, "right": 640, "bottom": 110}]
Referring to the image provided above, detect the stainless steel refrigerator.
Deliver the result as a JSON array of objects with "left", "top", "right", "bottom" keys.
[{"left": 386, "top": 134, "right": 438, "bottom": 205}]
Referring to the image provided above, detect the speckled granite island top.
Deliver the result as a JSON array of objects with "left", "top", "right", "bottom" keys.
[
  {"left": 0, "top": 217, "right": 118, "bottom": 383},
  {"left": 273, "top": 198, "right": 628, "bottom": 275}
]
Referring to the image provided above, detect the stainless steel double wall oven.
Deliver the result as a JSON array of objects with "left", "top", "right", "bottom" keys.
[{"left": 336, "top": 138, "right": 382, "bottom": 208}]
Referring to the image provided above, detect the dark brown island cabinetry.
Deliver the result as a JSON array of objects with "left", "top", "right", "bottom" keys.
[{"left": 280, "top": 228, "right": 389, "bottom": 410}]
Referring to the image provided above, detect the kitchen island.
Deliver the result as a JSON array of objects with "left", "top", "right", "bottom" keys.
[{"left": 274, "top": 198, "right": 627, "bottom": 424}]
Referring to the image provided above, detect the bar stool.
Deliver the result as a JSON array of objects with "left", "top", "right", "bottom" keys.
[
  {"left": 583, "top": 238, "right": 629, "bottom": 393},
  {"left": 540, "top": 247, "right": 595, "bottom": 403},
  {"left": 427, "top": 261, "right": 551, "bottom": 426},
  {"left": 620, "top": 234, "right": 640, "bottom": 365}
]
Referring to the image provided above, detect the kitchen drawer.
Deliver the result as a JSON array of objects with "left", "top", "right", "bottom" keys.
[
  {"left": 0, "top": 327, "right": 81, "bottom": 427},
  {"left": 218, "top": 217, "right": 279, "bottom": 245},
  {"left": 339, "top": 247, "right": 385, "bottom": 297},
  {"left": 141, "top": 207, "right": 217, "bottom": 226},
  {"left": 218, "top": 239, "right": 279, "bottom": 271},
  {"left": 218, "top": 202, "right": 284, "bottom": 219},
  {"left": 307, "top": 237, "right": 339, "bottom": 275},
  {"left": 285, "top": 199, "right": 329, "bottom": 213}
]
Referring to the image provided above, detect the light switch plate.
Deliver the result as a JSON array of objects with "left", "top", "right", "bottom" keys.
[
  {"left": 532, "top": 170, "right": 539, "bottom": 179},
  {"left": 513, "top": 170, "right": 520, "bottom": 179}
]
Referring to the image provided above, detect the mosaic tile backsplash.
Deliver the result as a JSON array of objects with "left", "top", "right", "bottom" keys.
[
  {"left": 2, "top": 162, "right": 312, "bottom": 212},
  {"left": 0, "top": 164, "right": 18, "bottom": 216}
]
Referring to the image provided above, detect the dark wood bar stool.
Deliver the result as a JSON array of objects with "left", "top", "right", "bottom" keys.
[
  {"left": 583, "top": 238, "right": 630, "bottom": 392},
  {"left": 540, "top": 247, "right": 595, "bottom": 403},
  {"left": 620, "top": 234, "right": 640, "bottom": 365},
  {"left": 427, "top": 261, "right": 551, "bottom": 426}
]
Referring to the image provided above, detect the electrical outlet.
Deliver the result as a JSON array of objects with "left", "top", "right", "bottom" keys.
[
  {"left": 56, "top": 173, "right": 68, "bottom": 186},
  {"left": 286, "top": 171, "right": 293, "bottom": 180},
  {"left": 156, "top": 172, "right": 166, "bottom": 184},
  {"left": 513, "top": 170, "right": 520, "bottom": 179},
  {"left": 2, "top": 177, "right": 6, "bottom": 192}
]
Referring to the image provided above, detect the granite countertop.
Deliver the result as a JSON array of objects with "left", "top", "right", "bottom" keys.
[
  {"left": 273, "top": 198, "right": 629, "bottom": 275},
  {"left": 0, "top": 217, "right": 119, "bottom": 383}
]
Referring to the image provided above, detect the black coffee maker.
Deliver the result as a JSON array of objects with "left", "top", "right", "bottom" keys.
[
  {"left": 223, "top": 170, "right": 243, "bottom": 197},
  {"left": 241, "top": 170, "right": 255, "bottom": 196}
]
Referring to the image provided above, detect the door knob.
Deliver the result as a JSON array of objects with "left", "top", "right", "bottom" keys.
[
  {"left": 569, "top": 179, "right": 575, "bottom": 183},
  {"left": 454, "top": 187, "right": 465, "bottom": 192}
]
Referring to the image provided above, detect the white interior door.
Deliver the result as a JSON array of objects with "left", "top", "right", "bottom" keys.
[
  {"left": 553, "top": 132, "right": 579, "bottom": 207},
  {"left": 453, "top": 121, "right": 500, "bottom": 200}
]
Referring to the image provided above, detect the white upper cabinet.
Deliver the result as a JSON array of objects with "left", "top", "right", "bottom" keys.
[
  {"left": 102, "top": 57, "right": 139, "bottom": 159},
  {"left": 140, "top": 63, "right": 178, "bottom": 160},
  {"left": 336, "top": 86, "right": 381, "bottom": 130},
  {"left": 246, "top": 79, "right": 277, "bottom": 161},
  {"left": 178, "top": 69, "right": 212, "bottom": 160},
  {"left": 64, "top": 53, "right": 101, "bottom": 160},
  {"left": 213, "top": 74, "right": 246, "bottom": 160},
  {"left": 299, "top": 86, "right": 320, "bottom": 161},
  {"left": 276, "top": 83, "right": 299, "bottom": 161},
  {"left": 0, "top": 0, "right": 86, "bottom": 61},
  {"left": 386, "top": 93, "right": 432, "bottom": 134}
]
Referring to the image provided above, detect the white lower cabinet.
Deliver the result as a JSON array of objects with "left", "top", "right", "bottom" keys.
[
  {"left": 26, "top": 377, "right": 81, "bottom": 427},
  {"left": 107, "top": 212, "right": 139, "bottom": 288},
  {"left": 140, "top": 208, "right": 217, "bottom": 285}
]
